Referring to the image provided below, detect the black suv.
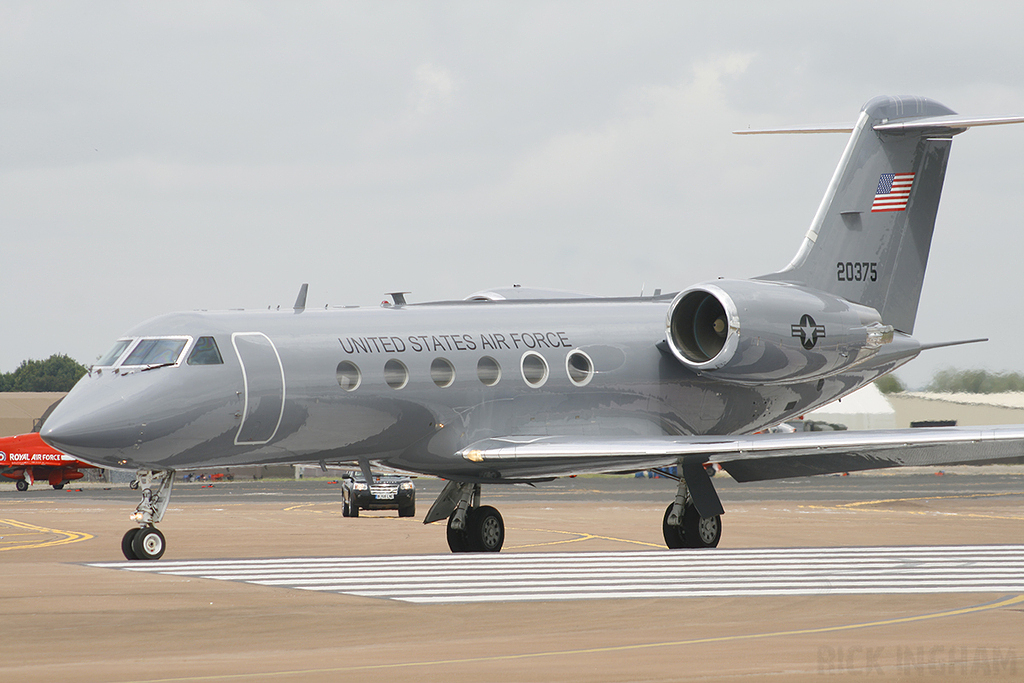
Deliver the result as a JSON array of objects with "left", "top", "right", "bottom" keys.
[{"left": 341, "top": 473, "right": 415, "bottom": 518}]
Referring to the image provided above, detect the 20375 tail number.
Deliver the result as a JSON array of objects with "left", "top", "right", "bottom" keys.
[{"left": 837, "top": 261, "right": 877, "bottom": 282}]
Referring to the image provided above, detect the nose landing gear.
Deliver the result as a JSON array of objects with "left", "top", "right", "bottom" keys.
[{"left": 121, "top": 469, "right": 174, "bottom": 560}]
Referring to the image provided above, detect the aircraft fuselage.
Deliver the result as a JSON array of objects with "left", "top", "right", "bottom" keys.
[{"left": 42, "top": 294, "right": 916, "bottom": 481}]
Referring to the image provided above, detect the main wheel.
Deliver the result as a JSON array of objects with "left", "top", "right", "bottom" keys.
[
  {"left": 16, "top": 480, "right": 28, "bottom": 492},
  {"left": 53, "top": 483, "right": 65, "bottom": 490},
  {"left": 122, "top": 528, "right": 141, "bottom": 560},
  {"left": 682, "top": 504, "right": 721, "bottom": 548},
  {"left": 446, "top": 514, "right": 469, "bottom": 552},
  {"left": 466, "top": 505, "right": 504, "bottom": 552},
  {"left": 662, "top": 503, "right": 686, "bottom": 549},
  {"left": 131, "top": 526, "right": 166, "bottom": 560}
]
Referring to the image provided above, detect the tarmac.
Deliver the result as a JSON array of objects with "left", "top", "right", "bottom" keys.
[{"left": 1, "top": 470, "right": 1022, "bottom": 682}]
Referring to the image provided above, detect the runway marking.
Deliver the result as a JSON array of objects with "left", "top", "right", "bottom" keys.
[
  {"left": 0, "top": 518, "right": 93, "bottom": 550},
  {"left": 800, "top": 491, "right": 1024, "bottom": 521},
  {"left": 87, "top": 545, "right": 1024, "bottom": 604},
  {"left": 823, "top": 491, "right": 1023, "bottom": 509},
  {"left": 504, "top": 526, "right": 663, "bottom": 550},
  {"left": 103, "top": 593, "right": 1024, "bottom": 683}
]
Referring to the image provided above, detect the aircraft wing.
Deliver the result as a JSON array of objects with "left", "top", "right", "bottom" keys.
[{"left": 458, "top": 425, "right": 1024, "bottom": 482}]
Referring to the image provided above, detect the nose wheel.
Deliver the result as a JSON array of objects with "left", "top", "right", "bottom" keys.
[
  {"left": 122, "top": 526, "right": 166, "bottom": 560},
  {"left": 121, "top": 469, "right": 174, "bottom": 560}
]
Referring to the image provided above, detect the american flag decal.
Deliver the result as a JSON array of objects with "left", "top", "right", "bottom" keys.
[{"left": 871, "top": 172, "right": 915, "bottom": 212}]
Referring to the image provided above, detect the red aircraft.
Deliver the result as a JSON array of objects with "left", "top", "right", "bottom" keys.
[{"left": 0, "top": 432, "right": 97, "bottom": 491}]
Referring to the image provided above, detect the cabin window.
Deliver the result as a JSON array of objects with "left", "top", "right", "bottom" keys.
[
  {"left": 566, "top": 350, "right": 594, "bottom": 386},
  {"left": 477, "top": 356, "right": 501, "bottom": 386},
  {"left": 431, "top": 358, "right": 456, "bottom": 388},
  {"left": 336, "top": 361, "right": 361, "bottom": 391},
  {"left": 96, "top": 339, "right": 132, "bottom": 367},
  {"left": 521, "top": 352, "right": 549, "bottom": 388},
  {"left": 187, "top": 337, "right": 224, "bottom": 365},
  {"left": 122, "top": 338, "right": 189, "bottom": 367},
  {"left": 384, "top": 359, "right": 409, "bottom": 390}
]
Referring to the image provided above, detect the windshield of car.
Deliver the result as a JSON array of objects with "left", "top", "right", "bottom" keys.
[{"left": 122, "top": 338, "right": 189, "bottom": 367}]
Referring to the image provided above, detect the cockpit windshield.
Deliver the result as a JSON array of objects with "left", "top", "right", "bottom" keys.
[
  {"left": 187, "top": 337, "right": 224, "bottom": 365},
  {"left": 122, "top": 338, "right": 189, "bottom": 367},
  {"left": 95, "top": 339, "right": 132, "bottom": 367}
]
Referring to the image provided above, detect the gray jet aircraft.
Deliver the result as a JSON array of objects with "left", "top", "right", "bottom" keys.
[{"left": 41, "top": 96, "right": 1024, "bottom": 560}]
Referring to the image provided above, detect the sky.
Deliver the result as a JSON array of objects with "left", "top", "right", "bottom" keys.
[{"left": 3, "top": 1, "right": 1024, "bottom": 389}]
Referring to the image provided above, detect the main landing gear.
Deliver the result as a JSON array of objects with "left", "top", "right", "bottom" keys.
[
  {"left": 121, "top": 469, "right": 175, "bottom": 560},
  {"left": 660, "top": 465, "right": 722, "bottom": 549},
  {"left": 425, "top": 481, "right": 505, "bottom": 553},
  {"left": 425, "top": 464, "right": 723, "bottom": 553}
]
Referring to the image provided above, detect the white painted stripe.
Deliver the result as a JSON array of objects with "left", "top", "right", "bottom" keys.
[{"left": 86, "top": 545, "right": 1024, "bottom": 604}]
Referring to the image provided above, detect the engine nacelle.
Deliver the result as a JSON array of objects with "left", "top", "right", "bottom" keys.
[{"left": 665, "top": 279, "right": 892, "bottom": 384}]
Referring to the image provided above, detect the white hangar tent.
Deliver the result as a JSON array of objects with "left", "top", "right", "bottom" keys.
[{"left": 802, "top": 383, "right": 896, "bottom": 431}]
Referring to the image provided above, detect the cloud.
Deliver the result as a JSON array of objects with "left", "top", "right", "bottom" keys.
[
  {"left": 493, "top": 53, "right": 755, "bottom": 207},
  {"left": 411, "top": 63, "right": 456, "bottom": 115}
]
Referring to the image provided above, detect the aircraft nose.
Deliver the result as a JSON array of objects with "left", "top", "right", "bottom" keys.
[
  {"left": 41, "top": 365, "right": 241, "bottom": 469},
  {"left": 41, "top": 382, "right": 140, "bottom": 465}
]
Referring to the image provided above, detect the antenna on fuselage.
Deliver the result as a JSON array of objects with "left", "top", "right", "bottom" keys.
[
  {"left": 386, "top": 292, "right": 410, "bottom": 306},
  {"left": 293, "top": 283, "right": 309, "bottom": 312}
]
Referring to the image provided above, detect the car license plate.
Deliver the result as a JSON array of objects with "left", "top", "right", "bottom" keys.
[{"left": 375, "top": 492, "right": 396, "bottom": 500}]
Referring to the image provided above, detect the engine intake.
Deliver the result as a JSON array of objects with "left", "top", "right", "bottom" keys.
[
  {"left": 668, "top": 288, "right": 738, "bottom": 367},
  {"left": 665, "top": 280, "right": 889, "bottom": 384}
]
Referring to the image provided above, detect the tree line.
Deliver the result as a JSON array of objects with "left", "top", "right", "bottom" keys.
[
  {"left": 876, "top": 368, "right": 1024, "bottom": 394},
  {"left": 0, "top": 354, "right": 89, "bottom": 392}
]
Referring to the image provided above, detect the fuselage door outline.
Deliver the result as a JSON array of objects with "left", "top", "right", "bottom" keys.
[{"left": 231, "top": 332, "right": 286, "bottom": 446}]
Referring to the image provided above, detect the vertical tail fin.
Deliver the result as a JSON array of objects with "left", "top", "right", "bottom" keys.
[{"left": 754, "top": 96, "right": 1022, "bottom": 334}]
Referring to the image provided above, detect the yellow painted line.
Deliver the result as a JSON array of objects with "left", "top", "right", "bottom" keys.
[
  {"left": 800, "top": 491, "right": 1024, "bottom": 520},
  {"left": 110, "top": 594, "right": 1024, "bottom": 682},
  {"left": 834, "top": 491, "right": 1021, "bottom": 508},
  {"left": 0, "top": 518, "right": 93, "bottom": 550},
  {"left": 505, "top": 527, "right": 663, "bottom": 550},
  {"left": 284, "top": 502, "right": 406, "bottom": 519},
  {"left": 292, "top": 502, "right": 659, "bottom": 546},
  {"left": 282, "top": 503, "right": 318, "bottom": 512}
]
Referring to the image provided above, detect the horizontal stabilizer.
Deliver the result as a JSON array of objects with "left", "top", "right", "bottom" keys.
[
  {"left": 734, "top": 115, "right": 1024, "bottom": 136},
  {"left": 873, "top": 115, "right": 1024, "bottom": 134},
  {"left": 734, "top": 125, "right": 854, "bottom": 135}
]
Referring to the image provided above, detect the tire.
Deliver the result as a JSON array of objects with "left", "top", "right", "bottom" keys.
[
  {"left": 342, "top": 499, "right": 351, "bottom": 517},
  {"left": 16, "top": 480, "right": 28, "bottom": 492},
  {"left": 446, "top": 514, "right": 469, "bottom": 552},
  {"left": 467, "top": 505, "right": 504, "bottom": 552},
  {"left": 682, "top": 504, "right": 721, "bottom": 548},
  {"left": 662, "top": 503, "right": 686, "bottom": 549},
  {"left": 121, "top": 528, "right": 141, "bottom": 560},
  {"left": 398, "top": 503, "right": 415, "bottom": 518},
  {"left": 53, "top": 483, "right": 65, "bottom": 490},
  {"left": 131, "top": 526, "right": 166, "bottom": 560},
  {"left": 350, "top": 502, "right": 359, "bottom": 518}
]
